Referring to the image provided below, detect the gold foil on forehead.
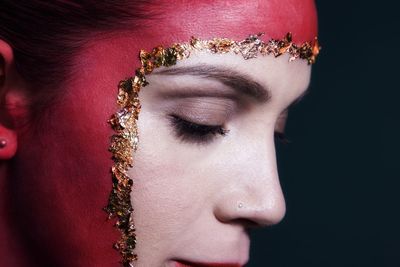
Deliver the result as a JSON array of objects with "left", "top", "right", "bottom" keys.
[{"left": 106, "top": 33, "right": 320, "bottom": 267}]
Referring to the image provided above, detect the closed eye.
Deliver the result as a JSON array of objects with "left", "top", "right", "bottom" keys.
[{"left": 168, "top": 115, "right": 229, "bottom": 145}]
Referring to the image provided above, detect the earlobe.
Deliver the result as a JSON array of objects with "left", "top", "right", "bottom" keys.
[
  {"left": 0, "top": 39, "right": 28, "bottom": 160},
  {"left": 0, "top": 126, "right": 17, "bottom": 159}
]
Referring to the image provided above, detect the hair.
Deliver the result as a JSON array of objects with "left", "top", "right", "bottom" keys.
[{"left": 0, "top": 1, "right": 153, "bottom": 115}]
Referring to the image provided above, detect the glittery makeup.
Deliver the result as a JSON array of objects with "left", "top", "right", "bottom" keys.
[{"left": 105, "top": 33, "right": 320, "bottom": 266}]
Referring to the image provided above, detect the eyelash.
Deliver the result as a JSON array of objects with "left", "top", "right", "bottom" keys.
[
  {"left": 274, "top": 131, "right": 290, "bottom": 145},
  {"left": 169, "top": 115, "right": 290, "bottom": 145},
  {"left": 168, "top": 115, "right": 229, "bottom": 144}
]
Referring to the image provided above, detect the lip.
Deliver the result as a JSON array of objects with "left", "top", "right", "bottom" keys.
[{"left": 173, "top": 260, "right": 242, "bottom": 267}]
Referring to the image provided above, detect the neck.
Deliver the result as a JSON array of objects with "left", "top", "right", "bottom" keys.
[{"left": 0, "top": 163, "right": 32, "bottom": 267}]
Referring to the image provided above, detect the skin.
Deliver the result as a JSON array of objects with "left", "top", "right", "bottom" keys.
[
  {"left": 0, "top": 0, "right": 317, "bottom": 266},
  {"left": 133, "top": 52, "right": 311, "bottom": 267}
]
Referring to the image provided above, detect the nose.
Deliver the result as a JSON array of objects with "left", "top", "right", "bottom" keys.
[{"left": 213, "top": 136, "right": 286, "bottom": 227}]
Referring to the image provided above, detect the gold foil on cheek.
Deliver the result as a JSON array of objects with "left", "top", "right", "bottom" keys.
[
  {"left": 105, "top": 75, "right": 142, "bottom": 266},
  {"left": 105, "top": 33, "right": 320, "bottom": 267}
]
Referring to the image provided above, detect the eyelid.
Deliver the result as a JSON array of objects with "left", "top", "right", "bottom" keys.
[
  {"left": 275, "top": 109, "right": 288, "bottom": 133},
  {"left": 169, "top": 112, "right": 224, "bottom": 127},
  {"left": 162, "top": 97, "right": 237, "bottom": 125},
  {"left": 274, "top": 131, "right": 290, "bottom": 144},
  {"left": 168, "top": 114, "right": 229, "bottom": 145},
  {"left": 170, "top": 114, "right": 224, "bottom": 128},
  {"left": 274, "top": 109, "right": 290, "bottom": 144}
]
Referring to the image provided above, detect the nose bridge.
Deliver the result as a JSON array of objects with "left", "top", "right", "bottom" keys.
[{"left": 214, "top": 132, "right": 286, "bottom": 227}]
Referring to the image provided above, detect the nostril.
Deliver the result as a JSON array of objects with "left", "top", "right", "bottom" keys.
[
  {"left": 230, "top": 218, "right": 262, "bottom": 229},
  {"left": 237, "top": 201, "right": 285, "bottom": 227},
  {"left": 214, "top": 196, "right": 286, "bottom": 227}
]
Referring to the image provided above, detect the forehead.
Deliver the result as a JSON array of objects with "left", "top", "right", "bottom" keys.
[
  {"left": 140, "top": 0, "right": 317, "bottom": 49},
  {"left": 73, "top": 0, "right": 318, "bottom": 98}
]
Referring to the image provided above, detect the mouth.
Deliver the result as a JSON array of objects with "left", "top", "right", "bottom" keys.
[{"left": 173, "top": 260, "right": 242, "bottom": 267}]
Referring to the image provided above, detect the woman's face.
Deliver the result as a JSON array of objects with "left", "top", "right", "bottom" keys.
[
  {"left": 133, "top": 52, "right": 311, "bottom": 266},
  {"left": 11, "top": 1, "right": 316, "bottom": 266}
]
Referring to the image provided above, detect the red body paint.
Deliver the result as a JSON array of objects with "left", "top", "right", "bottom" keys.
[{"left": 138, "top": 0, "right": 317, "bottom": 50}]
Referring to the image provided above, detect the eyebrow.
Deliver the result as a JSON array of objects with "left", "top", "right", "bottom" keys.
[{"left": 152, "top": 64, "right": 271, "bottom": 103}]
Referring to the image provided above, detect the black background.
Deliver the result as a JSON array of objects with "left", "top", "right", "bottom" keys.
[{"left": 249, "top": 1, "right": 400, "bottom": 266}]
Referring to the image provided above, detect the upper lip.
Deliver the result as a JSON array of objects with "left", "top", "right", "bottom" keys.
[{"left": 174, "top": 259, "right": 243, "bottom": 267}]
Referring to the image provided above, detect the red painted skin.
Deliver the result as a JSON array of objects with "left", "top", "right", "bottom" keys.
[
  {"left": 0, "top": 1, "right": 317, "bottom": 266},
  {"left": 140, "top": 0, "right": 317, "bottom": 50}
]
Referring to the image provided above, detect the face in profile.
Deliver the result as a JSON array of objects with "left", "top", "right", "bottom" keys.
[
  {"left": 131, "top": 48, "right": 311, "bottom": 267},
  {"left": 3, "top": 1, "right": 318, "bottom": 267}
]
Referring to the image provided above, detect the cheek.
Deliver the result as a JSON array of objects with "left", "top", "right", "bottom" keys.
[
  {"left": 12, "top": 62, "right": 127, "bottom": 265},
  {"left": 131, "top": 111, "right": 204, "bottom": 219},
  {"left": 129, "top": 110, "right": 213, "bottom": 252}
]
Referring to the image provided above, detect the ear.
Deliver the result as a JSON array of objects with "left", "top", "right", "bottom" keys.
[{"left": 0, "top": 39, "right": 29, "bottom": 160}]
